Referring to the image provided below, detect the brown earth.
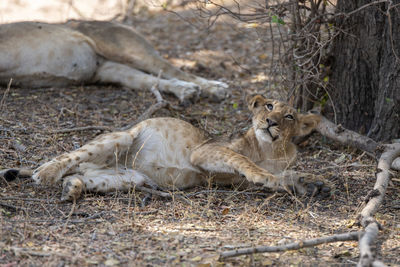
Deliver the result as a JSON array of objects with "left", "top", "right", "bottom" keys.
[{"left": 0, "top": 2, "right": 399, "bottom": 266}]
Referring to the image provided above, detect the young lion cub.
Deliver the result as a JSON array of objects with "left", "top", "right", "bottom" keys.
[{"left": 25, "top": 95, "right": 325, "bottom": 201}]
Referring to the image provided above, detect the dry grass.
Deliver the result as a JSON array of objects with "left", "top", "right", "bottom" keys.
[{"left": 1, "top": 3, "right": 400, "bottom": 266}]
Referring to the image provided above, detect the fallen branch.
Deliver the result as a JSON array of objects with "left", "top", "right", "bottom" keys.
[
  {"left": 357, "top": 143, "right": 400, "bottom": 267},
  {"left": 220, "top": 231, "right": 361, "bottom": 258},
  {"left": 315, "top": 115, "right": 400, "bottom": 266},
  {"left": 315, "top": 115, "right": 378, "bottom": 156},
  {"left": 315, "top": 115, "right": 400, "bottom": 170}
]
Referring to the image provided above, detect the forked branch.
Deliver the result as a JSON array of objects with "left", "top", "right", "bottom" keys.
[{"left": 358, "top": 143, "right": 400, "bottom": 267}]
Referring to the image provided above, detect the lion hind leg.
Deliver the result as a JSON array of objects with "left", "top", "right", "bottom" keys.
[
  {"left": 32, "top": 131, "right": 135, "bottom": 185},
  {"left": 61, "top": 164, "right": 156, "bottom": 201},
  {"left": 94, "top": 61, "right": 199, "bottom": 102}
]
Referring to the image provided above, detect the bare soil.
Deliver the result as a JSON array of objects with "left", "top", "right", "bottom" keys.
[{"left": 1, "top": 2, "right": 399, "bottom": 266}]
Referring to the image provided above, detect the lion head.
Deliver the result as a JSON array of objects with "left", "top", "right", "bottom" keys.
[{"left": 247, "top": 95, "right": 320, "bottom": 144}]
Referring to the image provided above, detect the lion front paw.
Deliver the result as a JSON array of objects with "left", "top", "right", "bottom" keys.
[
  {"left": 32, "top": 161, "right": 64, "bottom": 185},
  {"left": 278, "top": 171, "right": 331, "bottom": 196}
]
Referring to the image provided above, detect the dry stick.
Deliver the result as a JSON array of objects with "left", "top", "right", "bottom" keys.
[
  {"left": 51, "top": 71, "right": 169, "bottom": 133},
  {"left": 61, "top": 199, "right": 76, "bottom": 234},
  {"left": 315, "top": 115, "right": 400, "bottom": 170},
  {"left": 136, "top": 185, "right": 192, "bottom": 205},
  {"left": 220, "top": 231, "right": 362, "bottom": 258},
  {"left": 11, "top": 246, "right": 69, "bottom": 258},
  {"left": 0, "top": 78, "right": 12, "bottom": 111},
  {"left": 357, "top": 143, "right": 400, "bottom": 267},
  {"left": 119, "top": 70, "right": 169, "bottom": 131}
]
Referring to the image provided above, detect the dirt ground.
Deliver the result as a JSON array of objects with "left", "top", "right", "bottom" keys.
[{"left": 1, "top": 1, "right": 399, "bottom": 266}]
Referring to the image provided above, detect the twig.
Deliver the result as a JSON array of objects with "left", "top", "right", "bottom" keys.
[
  {"left": 51, "top": 125, "right": 111, "bottom": 133},
  {"left": 0, "top": 78, "right": 12, "bottom": 111},
  {"left": 135, "top": 185, "right": 191, "bottom": 205},
  {"left": 0, "top": 201, "right": 27, "bottom": 212},
  {"left": 119, "top": 70, "right": 169, "bottom": 131},
  {"left": 220, "top": 231, "right": 361, "bottom": 258},
  {"left": 62, "top": 199, "right": 76, "bottom": 233},
  {"left": 11, "top": 246, "right": 69, "bottom": 258},
  {"left": 357, "top": 143, "right": 400, "bottom": 267},
  {"left": 135, "top": 185, "right": 172, "bottom": 199}
]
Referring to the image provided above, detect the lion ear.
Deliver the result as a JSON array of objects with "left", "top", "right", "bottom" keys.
[
  {"left": 296, "top": 113, "right": 321, "bottom": 136},
  {"left": 247, "top": 95, "right": 267, "bottom": 112}
]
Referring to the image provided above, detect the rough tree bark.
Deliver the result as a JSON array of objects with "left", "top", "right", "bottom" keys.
[{"left": 329, "top": 0, "right": 400, "bottom": 142}]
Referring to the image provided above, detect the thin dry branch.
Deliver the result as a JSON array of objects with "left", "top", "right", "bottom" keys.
[
  {"left": 119, "top": 71, "right": 169, "bottom": 131},
  {"left": 220, "top": 231, "right": 361, "bottom": 258},
  {"left": 358, "top": 143, "right": 400, "bottom": 267},
  {"left": 50, "top": 71, "right": 169, "bottom": 133},
  {"left": 0, "top": 78, "right": 12, "bottom": 111},
  {"left": 11, "top": 247, "right": 69, "bottom": 258}
]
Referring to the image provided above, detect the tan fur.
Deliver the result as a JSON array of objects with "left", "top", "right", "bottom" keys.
[
  {"left": 30, "top": 95, "right": 322, "bottom": 201},
  {"left": 0, "top": 20, "right": 228, "bottom": 101}
]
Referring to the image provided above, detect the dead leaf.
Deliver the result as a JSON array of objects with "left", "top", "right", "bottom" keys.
[
  {"left": 104, "top": 258, "right": 120, "bottom": 266},
  {"left": 221, "top": 208, "right": 230, "bottom": 215},
  {"left": 191, "top": 256, "right": 202, "bottom": 262}
]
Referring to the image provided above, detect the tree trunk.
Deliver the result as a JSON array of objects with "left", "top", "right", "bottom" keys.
[{"left": 329, "top": 0, "right": 400, "bottom": 142}]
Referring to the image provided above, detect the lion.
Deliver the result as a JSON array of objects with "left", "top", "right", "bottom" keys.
[
  {"left": 4, "top": 95, "right": 329, "bottom": 201},
  {"left": 0, "top": 20, "right": 228, "bottom": 102}
]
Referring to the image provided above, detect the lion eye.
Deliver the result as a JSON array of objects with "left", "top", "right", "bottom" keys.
[
  {"left": 285, "top": 114, "right": 294, "bottom": 120},
  {"left": 266, "top": 104, "right": 273, "bottom": 111}
]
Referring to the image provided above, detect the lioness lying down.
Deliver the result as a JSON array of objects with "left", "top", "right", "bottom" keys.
[
  {"left": 0, "top": 20, "right": 228, "bottom": 102},
  {"left": 5, "top": 95, "right": 329, "bottom": 201}
]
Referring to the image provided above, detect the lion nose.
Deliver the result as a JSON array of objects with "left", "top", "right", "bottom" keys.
[{"left": 266, "top": 118, "right": 278, "bottom": 127}]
